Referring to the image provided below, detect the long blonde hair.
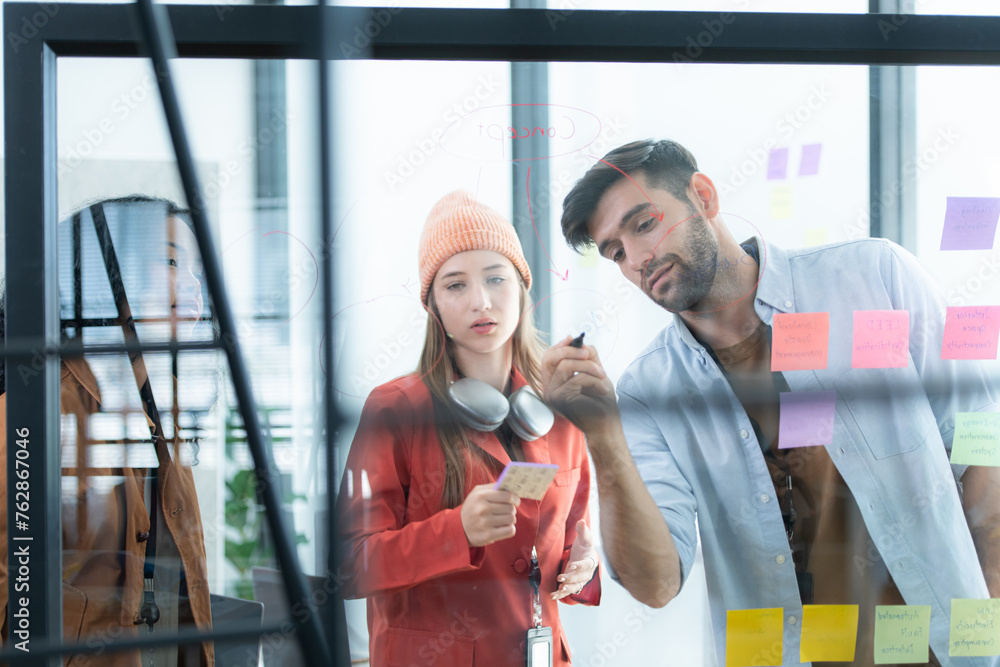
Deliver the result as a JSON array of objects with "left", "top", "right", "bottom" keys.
[{"left": 418, "top": 279, "right": 545, "bottom": 509}]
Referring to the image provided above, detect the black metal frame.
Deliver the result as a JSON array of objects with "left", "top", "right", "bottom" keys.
[{"left": 4, "top": 4, "right": 1000, "bottom": 665}]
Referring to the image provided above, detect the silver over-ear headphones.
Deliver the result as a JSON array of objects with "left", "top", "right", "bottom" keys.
[{"left": 447, "top": 378, "right": 555, "bottom": 441}]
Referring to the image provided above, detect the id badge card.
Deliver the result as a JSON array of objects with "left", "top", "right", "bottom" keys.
[{"left": 526, "top": 626, "right": 553, "bottom": 667}]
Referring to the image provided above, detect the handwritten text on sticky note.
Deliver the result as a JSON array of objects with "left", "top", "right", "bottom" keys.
[
  {"left": 942, "top": 306, "right": 1000, "bottom": 360},
  {"left": 800, "top": 605, "right": 858, "bottom": 662},
  {"left": 772, "top": 312, "right": 829, "bottom": 371},
  {"left": 726, "top": 608, "right": 783, "bottom": 667},
  {"left": 874, "top": 605, "right": 931, "bottom": 664},
  {"left": 852, "top": 310, "right": 909, "bottom": 369},
  {"left": 949, "top": 598, "right": 1000, "bottom": 657},
  {"left": 940, "top": 197, "right": 1000, "bottom": 251},
  {"left": 950, "top": 413, "right": 1000, "bottom": 466}
]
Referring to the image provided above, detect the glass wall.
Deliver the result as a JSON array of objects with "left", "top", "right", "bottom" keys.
[{"left": 3, "top": 6, "right": 998, "bottom": 667}]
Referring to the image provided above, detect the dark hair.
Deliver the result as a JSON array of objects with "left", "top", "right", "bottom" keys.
[
  {"left": 1, "top": 194, "right": 198, "bottom": 395},
  {"left": 560, "top": 139, "right": 700, "bottom": 252}
]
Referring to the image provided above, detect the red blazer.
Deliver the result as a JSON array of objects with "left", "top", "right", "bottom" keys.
[{"left": 338, "top": 371, "right": 600, "bottom": 667}]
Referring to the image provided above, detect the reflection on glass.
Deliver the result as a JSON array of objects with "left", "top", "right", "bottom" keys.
[{"left": 0, "top": 197, "right": 219, "bottom": 665}]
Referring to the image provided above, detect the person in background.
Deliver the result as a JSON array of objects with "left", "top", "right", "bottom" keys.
[
  {"left": 543, "top": 139, "right": 1000, "bottom": 666},
  {"left": 1, "top": 196, "right": 215, "bottom": 666},
  {"left": 338, "top": 190, "right": 601, "bottom": 667}
]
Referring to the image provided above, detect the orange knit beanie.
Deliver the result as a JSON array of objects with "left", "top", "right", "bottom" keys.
[{"left": 418, "top": 190, "right": 532, "bottom": 304}]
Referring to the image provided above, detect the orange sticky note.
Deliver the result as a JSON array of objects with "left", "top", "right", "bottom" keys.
[
  {"left": 800, "top": 605, "right": 859, "bottom": 662},
  {"left": 772, "top": 312, "right": 829, "bottom": 371},
  {"left": 942, "top": 306, "right": 1000, "bottom": 360},
  {"left": 726, "top": 608, "right": 783, "bottom": 667},
  {"left": 852, "top": 310, "right": 909, "bottom": 369}
]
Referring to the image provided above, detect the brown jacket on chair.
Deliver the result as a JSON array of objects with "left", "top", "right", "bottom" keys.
[{"left": 0, "top": 356, "right": 215, "bottom": 666}]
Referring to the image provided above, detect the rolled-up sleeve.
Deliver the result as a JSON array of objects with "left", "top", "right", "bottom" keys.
[{"left": 613, "top": 381, "right": 699, "bottom": 588}]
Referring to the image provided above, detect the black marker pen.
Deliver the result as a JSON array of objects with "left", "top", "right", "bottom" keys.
[{"left": 569, "top": 332, "right": 585, "bottom": 348}]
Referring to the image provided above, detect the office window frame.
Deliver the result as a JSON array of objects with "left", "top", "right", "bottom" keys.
[{"left": 4, "top": 5, "right": 1000, "bottom": 665}]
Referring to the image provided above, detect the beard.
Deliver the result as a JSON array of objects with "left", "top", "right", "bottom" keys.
[{"left": 642, "top": 213, "right": 720, "bottom": 313}]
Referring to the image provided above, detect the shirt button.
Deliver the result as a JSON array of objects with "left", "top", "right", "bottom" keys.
[
  {"left": 740, "top": 429, "right": 749, "bottom": 439},
  {"left": 760, "top": 494, "right": 770, "bottom": 503},
  {"left": 776, "top": 555, "right": 786, "bottom": 564},
  {"left": 788, "top": 616, "right": 797, "bottom": 625},
  {"left": 513, "top": 558, "right": 528, "bottom": 574},
  {"left": 784, "top": 300, "right": 792, "bottom": 308}
]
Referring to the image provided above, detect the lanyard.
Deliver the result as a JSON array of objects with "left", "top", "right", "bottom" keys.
[{"left": 529, "top": 546, "right": 542, "bottom": 628}]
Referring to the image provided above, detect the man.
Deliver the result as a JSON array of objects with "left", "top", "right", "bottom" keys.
[{"left": 542, "top": 139, "right": 1000, "bottom": 666}]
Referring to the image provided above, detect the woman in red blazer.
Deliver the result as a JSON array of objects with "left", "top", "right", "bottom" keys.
[{"left": 338, "top": 190, "right": 600, "bottom": 667}]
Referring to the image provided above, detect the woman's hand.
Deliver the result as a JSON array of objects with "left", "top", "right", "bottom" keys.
[
  {"left": 552, "top": 519, "right": 599, "bottom": 600},
  {"left": 460, "top": 484, "right": 520, "bottom": 547}
]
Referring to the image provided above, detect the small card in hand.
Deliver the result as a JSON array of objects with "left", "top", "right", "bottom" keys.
[{"left": 494, "top": 462, "right": 559, "bottom": 501}]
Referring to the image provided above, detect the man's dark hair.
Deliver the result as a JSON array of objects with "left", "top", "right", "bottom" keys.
[{"left": 561, "top": 139, "right": 700, "bottom": 252}]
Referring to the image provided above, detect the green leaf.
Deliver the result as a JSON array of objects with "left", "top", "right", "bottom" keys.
[
  {"left": 225, "top": 539, "right": 258, "bottom": 572},
  {"left": 231, "top": 469, "right": 257, "bottom": 498}
]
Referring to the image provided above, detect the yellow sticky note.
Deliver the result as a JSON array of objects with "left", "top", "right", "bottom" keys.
[
  {"left": 874, "top": 605, "right": 931, "bottom": 664},
  {"left": 949, "top": 598, "right": 1000, "bottom": 657},
  {"left": 578, "top": 244, "right": 598, "bottom": 268},
  {"left": 805, "top": 227, "right": 827, "bottom": 246},
  {"left": 726, "top": 608, "right": 783, "bottom": 667},
  {"left": 800, "top": 605, "right": 859, "bottom": 662},
  {"left": 771, "top": 185, "right": 793, "bottom": 220}
]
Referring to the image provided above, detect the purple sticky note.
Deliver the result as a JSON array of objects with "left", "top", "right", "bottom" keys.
[
  {"left": 767, "top": 148, "right": 789, "bottom": 180},
  {"left": 940, "top": 197, "right": 1000, "bottom": 251},
  {"left": 799, "top": 143, "right": 822, "bottom": 176},
  {"left": 778, "top": 390, "right": 836, "bottom": 449}
]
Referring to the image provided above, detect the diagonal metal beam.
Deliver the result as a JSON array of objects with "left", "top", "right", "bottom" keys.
[{"left": 130, "top": 0, "right": 332, "bottom": 663}]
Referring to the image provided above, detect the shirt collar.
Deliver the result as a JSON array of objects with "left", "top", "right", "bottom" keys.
[{"left": 748, "top": 236, "right": 795, "bottom": 320}]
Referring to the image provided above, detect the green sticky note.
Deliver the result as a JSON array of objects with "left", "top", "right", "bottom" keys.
[
  {"left": 800, "top": 605, "right": 858, "bottom": 662},
  {"left": 771, "top": 185, "right": 793, "bottom": 220},
  {"left": 726, "top": 607, "right": 783, "bottom": 667},
  {"left": 950, "top": 413, "right": 1000, "bottom": 466},
  {"left": 874, "top": 605, "right": 930, "bottom": 664},
  {"left": 578, "top": 244, "right": 598, "bottom": 269},
  {"left": 949, "top": 598, "right": 1000, "bottom": 657},
  {"left": 805, "top": 227, "right": 827, "bottom": 247}
]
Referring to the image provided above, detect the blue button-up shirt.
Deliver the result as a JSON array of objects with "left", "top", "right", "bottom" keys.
[{"left": 616, "top": 238, "right": 999, "bottom": 666}]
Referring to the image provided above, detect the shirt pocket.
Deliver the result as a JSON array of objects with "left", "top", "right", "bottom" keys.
[
  {"left": 386, "top": 626, "right": 475, "bottom": 666},
  {"left": 834, "top": 367, "right": 934, "bottom": 459},
  {"left": 554, "top": 467, "right": 581, "bottom": 487}
]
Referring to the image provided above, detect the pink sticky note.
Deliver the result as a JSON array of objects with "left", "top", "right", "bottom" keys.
[
  {"left": 779, "top": 391, "right": 836, "bottom": 449},
  {"left": 852, "top": 310, "right": 909, "bottom": 369},
  {"left": 798, "top": 144, "right": 822, "bottom": 176},
  {"left": 942, "top": 306, "right": 1000, "bottom": 360},
  {"left": 940, "top": 197, "right": 1000, "bottom": 251},
  {"left": 772, "top": 312, "right": 829, "bottom": 371},
  {"left": 767, "top": 148, "right": 788, "bottom": 180}
]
